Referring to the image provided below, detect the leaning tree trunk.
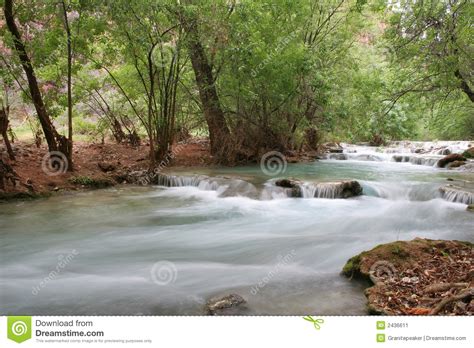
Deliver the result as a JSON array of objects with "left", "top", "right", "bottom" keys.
[
  {"left": 0, "top": 106, "right": 15, "bottom": 161},
  {"left": 4, "top": 0, "right": 69, "bottom": 158},
  {"left": 455, "top": 70, "right": 474, "bottom": 103},
  {"left": 183, "top": 18, "right": 231, "bottom": 160}
]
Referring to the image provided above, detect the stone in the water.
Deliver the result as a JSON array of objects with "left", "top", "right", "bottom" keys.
[
  {"left": 437, "top": 153, "right": 466, "bottom": 168},
  {"left": 462, "top": 147, "right": 474, "bottom": 159},
  {"left": 328, "top": 153, "right": 347, "bottom": 160},
  {"left": 275, "top": 178, "right": 300, "bottom": 188},
  {"left": 447, "top": 160, "right": 466, "bottom": 169},
  {"left": 274, "top": 178, "right": 302, "bottom": 197},
  {"left": 338, "top": 180, "right": 363, "bottom": 198},
  {"left": 205, "top": 294, "right": 246, "bottom": 315},
  {"left": 275, "top": 179, "right": 363, "bottom": 198},
  {"left": 467, "top": 205, "right": 474, "bottom": 212}
]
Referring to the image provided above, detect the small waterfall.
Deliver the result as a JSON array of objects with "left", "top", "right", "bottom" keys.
[
  {"left": 362, "top": 181, "right": 440, "bottom": 201},
  {"left": 269, "top": 179, "right": 363, "bottom": 199},
  {"left": 439, "top": 186, "right": 474, "bottom": 204},
  {"left": 391, "top": 155, "right": 439, "bottom": 167},
  {"left": 128, "top": 171, "right": 258, "bottom": 198},
  {"left": 299, "top": 183, "right": 343, "bottom": 198}
]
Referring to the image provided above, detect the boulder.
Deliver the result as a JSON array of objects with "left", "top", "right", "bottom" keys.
[
  {"left": 462, "top": 147, "right": 474, "bottom": 159},
  {"left": 324, "top": 142, "right": 343, "bottom": 153},
  {"left": 328, "top": 148, "right": 343, "bottom": 153},
  {"left": 467, "top": 205, "right": 474, "bottom": 212},
  {"left": 275, "top": 178, "right": 300, "bottom": 188},
  {"left": 275, "top": 178, "right": 302, "bottom": 197},
  {"left": 437, "top": 154, "right": 466, "bottom": 168},
  {"left": 446, "top": 160, "right": 466, "bottom": 169},
  {"left": 205, "top": 294, "right": 246, "bottom": 315},
  {"left": 338, "top": 180, "right": 363, "bottom": 198}
]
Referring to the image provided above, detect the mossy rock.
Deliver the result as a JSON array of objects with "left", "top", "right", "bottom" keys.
[{"left": 462, "top": 147, "right": 474, "bottom": 159}]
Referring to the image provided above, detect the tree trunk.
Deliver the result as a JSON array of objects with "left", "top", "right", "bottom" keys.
[
  {"left": 4, "top": 0, "right": 68, "bottom": 157},
  {"left": 0, "top": 107, "right": 15, "bottom": 161},
  {"left": 61, "top": 0, "right": 73, "bottom": 170},
  {"left": 455, "top": 70, "right": 474, "bottom": 103},
  {"left": 182, "top": 17, "right": 231, "bottom": 159}
]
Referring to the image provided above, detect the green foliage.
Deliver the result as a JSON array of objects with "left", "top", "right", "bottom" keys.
[{"left": 2, "top": 0, "right": 472, "bottom": 159}]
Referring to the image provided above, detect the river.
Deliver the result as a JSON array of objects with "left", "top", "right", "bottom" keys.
[{"left": 1, "top": 142, "right": 473, "bottom": 315}]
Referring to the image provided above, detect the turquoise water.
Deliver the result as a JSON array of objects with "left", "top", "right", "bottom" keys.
[{"left": 1, "top": 157, "right": 473, "bottom": 315}]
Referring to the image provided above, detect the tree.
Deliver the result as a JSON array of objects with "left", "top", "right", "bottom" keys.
[
  {"left": 178, "top": 3, "right": 232, "bottom": 160},
  {"left": 3, "top": 0, "right": 70, "bottom": 161},
  {"left": 60, "top": 0, "right": 74, "bottom": 170},
  {"left": 0, "top": 81, "right": 15, "bottom": 160}
]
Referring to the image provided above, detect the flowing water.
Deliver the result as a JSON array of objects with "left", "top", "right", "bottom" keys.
[{"left": 1, "top": 142, "right": 473, "bottom": 315}]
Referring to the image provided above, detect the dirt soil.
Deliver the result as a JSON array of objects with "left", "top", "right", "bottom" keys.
[
  {"left": 343, "top": 238, "right": 473, "bottom": 315},
  {"left": 0, "top": 138, "right": 212, "bottom": 198}
]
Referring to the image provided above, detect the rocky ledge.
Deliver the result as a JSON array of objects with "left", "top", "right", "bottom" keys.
[
  {"left": 439, "top": 184, "right": 474, "bottom": 205},
  {"left": 275, "top": 178, "right": 363, "bottom": 199},
  {"left": 342, "top": 238, "right": 473, "bottom": 315}
]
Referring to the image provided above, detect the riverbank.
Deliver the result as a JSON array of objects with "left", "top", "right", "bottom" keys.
[
  {"left": 2, "top": 139, "right": 474, "bottom": 201},
  {"left": 0, "top": 139, "right": 211, "bottom": 200},
  {"left": 342, "top": 238, "right": 473, "bottom": 315}
]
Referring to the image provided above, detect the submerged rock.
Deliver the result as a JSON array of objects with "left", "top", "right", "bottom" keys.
[
  {"left": 342, "top": 238, "right": 473, "bottom": 315},
  {"left": 205, "top": 294, "right": 246, "bottom": 315},
  {"left": 437, "top": 153, "right": 466, "bottom": 168}
]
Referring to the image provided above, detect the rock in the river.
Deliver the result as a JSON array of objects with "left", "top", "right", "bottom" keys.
[
  {"left": 275, "top": 178, "right": 302, "bottom": 197},
  {"left": 205, "top": 294, "right": 246, "bottom": 315},
  {"left": 328, "top": 153, "right": 347, "bottom": 160},
  {"left": 275, "top": 179, "right": 363, "bottom": 198},
  {"left": 342, "top": 238, "right": 473, "bottom": 315},
  {"left": 437, "top": 153, "right": 466, "bottom": 168},
  {"left": 324, "top": 142, "right": 343, "bottom": 153},
  {"left": 335, "top": 180, "right": 363, "bottom": 198},
  {"left": 462, "top": 147, "right": 474, "bottom": 159},
  {"left": 467, "top": 205, "right": 474, "bottom": 212},
  {"left": 275, "top": 178, "right": 300, "bottom": 188},
  {"left": 446, "top": 160, "right": 466, "bottom": 169}
]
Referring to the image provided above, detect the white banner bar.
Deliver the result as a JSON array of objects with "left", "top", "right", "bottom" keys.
[{"left": 1, "top": 316, "right": 472, "bottom": 347}]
